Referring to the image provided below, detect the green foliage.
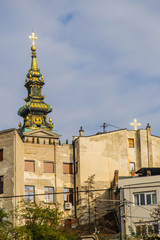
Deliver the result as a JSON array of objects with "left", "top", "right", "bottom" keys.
[
  {"left": 37, "top": 137, "right": 40, "bottom": 144},
  {"left": 128, "top": 225, "right": 159, "bottom": 240},
  {"left": 0, "top": 202, "right": 76, "bottom": 240},
  {"left": 0, "top": 208, "right": 13, "bottom": 240},
  {"left": 66, "top": 139, "right": 68, "bottom": 144},
  {"left": 58, "top": 140, "right": 61, "bottom": 145}
]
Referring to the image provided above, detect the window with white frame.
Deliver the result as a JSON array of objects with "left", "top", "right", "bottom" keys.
[
  {"left": 130, "top": 162, "right": 135, "bottom": 173},
  {"left": 25, "top": 185, "right": 35, "bottom": 202},
  {"left": 134, "top": 191, "right": 157, "bottom": 206},
  {"left": 64, "top": 188, "right": 73, "bottom": 204},
  {"left": 44, "top": 187, "right": 54, "bottom": 203}
]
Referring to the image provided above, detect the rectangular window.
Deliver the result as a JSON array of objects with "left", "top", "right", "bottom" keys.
[
  {"left": 140, "top": 193, "right": 145, "bottom": 205},
  {"left": 135, "top": 222, "right": 159, "bottom": 236},
  {"left": 76, "top": 187, "right": 79, "bottom": 204},
  {"left": 75, "top": 162, "right": 78, "bottom": 174},
  {"left": 134, "top": 194, "right": 139, "bottom": 206},
  {"left": 24, "top": 160, "right": 35, "bottom": 172},
  {"left": 154, "top": 224, "right": 159, "bottom": 234},
  {"left": 0, "top": 176, "right": 3, "bottom": 194},
  {"left": 148, "top": 225, "right": 153, "bottom": 235},
  {"left": 0, "top": 149, "right": 3, "bottom": 161},
  {"left": 142, "top": 225, "right": 147, "bottom": 235},
  {"left": 128, "top": 138, "right": 134, "bottom": 148},
  {"left": 25, "top": 186, "right": 35, "bottom": 202},
  {"left": 44, "top": 187, "right": 54, "bottom": 203},
  {"left": 63, "top": 163, "right": 73, "bottom": 174},
  {"left": 44, "top": 162, "right": 54, "bottom": 173},
  {"left": 134, "top": 191, "right": 157, "bottom": 206},
  {"left": 64, "top": 188, "right": 73, "bottom": 204},
  {"left": 130, "top": 162, "right": 135, "bottom": 173},
  {"left": 136, "top": 225, "right": 141, "bottom": 235}
]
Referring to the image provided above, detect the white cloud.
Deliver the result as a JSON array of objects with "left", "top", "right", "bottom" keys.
[{"left": 0, "top": 0, "right": 160, "bottom": 142}]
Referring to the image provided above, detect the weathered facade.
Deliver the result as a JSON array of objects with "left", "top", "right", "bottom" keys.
[{"left": 1, "top": 34, "right": 160, "bottom": 225}]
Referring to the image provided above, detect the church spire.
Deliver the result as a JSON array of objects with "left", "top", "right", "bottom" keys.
[{"left": 17, "top": 32, "right": 54, "bottom": 133}]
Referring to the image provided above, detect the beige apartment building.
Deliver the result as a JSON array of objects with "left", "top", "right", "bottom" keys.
[{"left": 1, "top": 34, "right": 160, "bottom": 224}]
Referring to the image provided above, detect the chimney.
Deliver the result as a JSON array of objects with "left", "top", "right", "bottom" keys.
[
  {"left": 131, "top": 170, "right": 135, "bottom": 177},
  {"left": 79, "top": 126, "right": 84, "bottom": 137},
  {"left": 146, "top": 123, "right": 151, "bottom": 135},
  {"left": 114, "top": 170, "right": 119, "bottom": 185}
]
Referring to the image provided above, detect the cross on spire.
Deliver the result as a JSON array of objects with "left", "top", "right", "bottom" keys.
[
  {"left": 130, "top": 118, "right": 141, "bottom": 131},
  {"left": 29, "top": 32, "right": 38, "bottom": 46}
]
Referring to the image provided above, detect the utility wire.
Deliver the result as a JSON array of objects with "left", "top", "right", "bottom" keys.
[{"left": 1, "top": 185, "right": 160, "bottom": 199}]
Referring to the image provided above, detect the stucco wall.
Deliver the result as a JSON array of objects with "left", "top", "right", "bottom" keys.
[
  {"left": 0, "top": 129, "right": 15, "bottom": 212},
  {"left": 76, "top": 130, "right": 130, "bottom": 189}
]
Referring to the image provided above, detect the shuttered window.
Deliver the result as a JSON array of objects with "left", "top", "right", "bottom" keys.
[
  {"left": 128, "top": 138, "right": 134, "bottom": 148},
  {"left": 44, "top": 162, "right": 54, "bottom": 173},
  {"left": 63, "top": 163, "right": 73, "bottom": 174},
  {"left": 24, "top": 160, "right": 35, "bottom": 172},
  {"left": 0, "top": 149, "right": 3, "bottom": 161}
]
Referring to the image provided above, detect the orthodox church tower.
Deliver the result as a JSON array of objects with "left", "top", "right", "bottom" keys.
[{"left": 17, "top": 33, "right": 60, "bottom": 142}]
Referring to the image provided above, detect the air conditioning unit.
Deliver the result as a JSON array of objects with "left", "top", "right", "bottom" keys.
[{"left": 64, "top": 202, "right": 72, "bottom": 210}]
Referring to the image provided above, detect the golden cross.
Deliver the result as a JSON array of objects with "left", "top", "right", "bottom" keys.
[
  {"left": 29, "top": 32, "right": 38, "bottom": 46},
  {"left": 130, "top": 118, "right": 141, "bottom": 131}
]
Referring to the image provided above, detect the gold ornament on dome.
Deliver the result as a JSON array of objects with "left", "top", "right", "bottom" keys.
[
  {"left": 49, "top": 118, "right": 52, "bottom": 123},
  {"left": 18, "top": 122, "right": 21, "bottom": 128},
  {"left": 33, "top": 116, "right": 42, "bottom": 125}
]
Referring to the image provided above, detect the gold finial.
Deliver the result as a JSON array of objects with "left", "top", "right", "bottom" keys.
[
  {"left": 18, "top": 122, "right": 21, "bottom": 128},
  {"left": 29, "top": 32, "right": 38, "bottom": 47},
  {"left": 49, "top": 118, "right": 52, "bottom": 123}
]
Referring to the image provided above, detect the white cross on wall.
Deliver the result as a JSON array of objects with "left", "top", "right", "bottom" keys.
[{"left": 130, "top": 118, "right": 141, "bottom": 131}]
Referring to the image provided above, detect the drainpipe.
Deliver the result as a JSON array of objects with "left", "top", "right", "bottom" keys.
[
  {"left": 73, "top": 140, "right": 77, "bottom": 219},
  {"left": 54, "top": 141, "right": 57, "bottom": 207},
  {"left": 13, "top": 130, "right": 16, "bottom": 226},
  {"left": 146, "top": 123, "right": 151, "bottom": 167}
]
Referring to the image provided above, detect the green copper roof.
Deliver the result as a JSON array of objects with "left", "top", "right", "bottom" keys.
[{"left": 17, "top": 33, "right": 57, "bottom": 134}]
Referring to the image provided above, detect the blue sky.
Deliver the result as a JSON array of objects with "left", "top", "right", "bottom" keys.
[{"left": 1, "top": 0, "right": 160, "bottom": 142}]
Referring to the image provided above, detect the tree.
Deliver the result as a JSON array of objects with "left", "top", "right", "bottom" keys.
[
  {"left": 0, "top": 208, "right": 13, "bottom": 240},
  {"left": 0, "top": 202, "right": 76, "bottom": 240},
  {"left": 15, "top": 201, "right": 76, "bottom": 240},
  {"left": 80, "top": 175, "right": 95, "bottom": 228}
]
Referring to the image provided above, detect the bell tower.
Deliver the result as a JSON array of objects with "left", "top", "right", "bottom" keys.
[{"left": 17, "top": 33, "right": 57, "bottom": 135}]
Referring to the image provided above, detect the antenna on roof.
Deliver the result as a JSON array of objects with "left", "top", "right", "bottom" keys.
[{"left": 100, "top": 123, "right": 120, "bottom": 133}]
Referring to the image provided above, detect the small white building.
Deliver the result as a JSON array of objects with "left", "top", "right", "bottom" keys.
[{"left": 118, "top": 168, "right": 160, "bottom": 239}]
